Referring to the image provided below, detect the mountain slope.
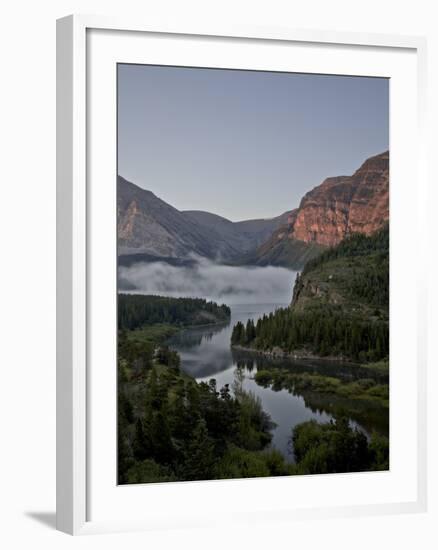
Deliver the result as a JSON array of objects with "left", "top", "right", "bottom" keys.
[
  {"left": 183, "top": 209, "right": 291, "bottom": 255},
  {"left": 292, "top": 151, "right": 389, "bottom": 246},
  {"left": 239, "top": 224, "right": 325, "bottom": 269},
  {"left": 247, "top": 151, "right": 389, "bottom": 267},
  {"left": 232, "top": 226, "right": 389, "bottom": 362},
  {"left": 291, "top": 225, "right": 389, "bottom": 320},
  {"left": 118, "top": 176, "right": 237, "bottom": 259},
  {"left": 118, "top": 175, "right": 292, "bottom": 261}
]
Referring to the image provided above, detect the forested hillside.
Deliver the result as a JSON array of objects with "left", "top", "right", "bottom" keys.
[
  {"left": 231, "top": 226, "right": 389, "bottom": 362},
  {"left": 118, "top": 335, "right": 280, "bottom": 484},
  {"left": 118, "top": 313, "right": 388, "bottom": 483},
  {"left": 118, "top": 294, "right": 231, "bottom": 331}
]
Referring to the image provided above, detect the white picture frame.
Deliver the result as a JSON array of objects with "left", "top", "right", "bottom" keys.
[{"left": 56, "top": 14, "right": 428, "bottom": 535}]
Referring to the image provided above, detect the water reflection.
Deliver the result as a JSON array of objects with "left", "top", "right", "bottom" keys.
[
  {"left": 167, "top": 303, "right": 388, "bottom": 461},
  {"left": 232, "top": 349, "right": 389, "bottom": 384},
  {"left": 168, "top": 322, "right": 230, "bottom": 350},
  {"left": 232, "top": 350, "right": 389, "bottom": 437}
]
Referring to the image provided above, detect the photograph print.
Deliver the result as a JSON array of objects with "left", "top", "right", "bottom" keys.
[{"left": 117, "top": 64, "right": 389, "bottom": 484}]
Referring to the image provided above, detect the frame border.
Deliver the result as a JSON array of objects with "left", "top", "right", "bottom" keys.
[{"left": 56, "top": 14, "right": 428, "bottom": 535}]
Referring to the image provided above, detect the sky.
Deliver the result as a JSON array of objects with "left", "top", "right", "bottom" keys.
[{"left": 118, "top": 64, "right": 389, "bottom": 222}]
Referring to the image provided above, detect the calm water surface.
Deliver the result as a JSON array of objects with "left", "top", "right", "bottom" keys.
[
  {"left": 168, "top": 303, "right": 338, "bottom": 462},
  {"left": 126, "top": 261, "right": 388, "bottom": 462}
]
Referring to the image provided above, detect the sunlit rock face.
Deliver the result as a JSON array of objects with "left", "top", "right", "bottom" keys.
[
  {"left": 117, "top": 151, "right": 389, "bottom": 270},
  {"left": 288, "top": 151, "right": 389, "bottom": 247}
]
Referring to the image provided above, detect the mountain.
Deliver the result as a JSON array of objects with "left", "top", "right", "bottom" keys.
[
  {"left": 291, "top": 225, "right": 389, "bottom": 319},
  {"left": 247, "top": 151, "right": 389, "bottom": 268},
  {"left": 118, "top": 151, "right": 389, "bottom": 268},
  {"left": 118, "top": 176, "right": 291, "bottom": 261},
  {"left": 292, "top": 151, "right": 389, "bottom": 246},
  {"left": 118, "top": 176, "right": 218, "bottom": 258},
  {"left": 183, "top": 210, "right": 290, "bottom": 255}
]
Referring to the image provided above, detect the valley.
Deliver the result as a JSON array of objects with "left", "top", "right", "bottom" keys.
[
  {"left": 118, "top": 151, "right": 389, "bottom": 270},
  {"left": 117, "top": 151, "right": 390, "bottom": 483}
]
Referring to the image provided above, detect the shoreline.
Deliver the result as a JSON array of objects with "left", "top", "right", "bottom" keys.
[
  {"left": 179, "top": 319, "right": 230, "bottom": 331},
  {"left": 231, "top": 344, "right": 360, "bottom": 366}
]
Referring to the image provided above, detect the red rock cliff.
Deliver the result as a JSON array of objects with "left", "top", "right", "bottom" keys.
[{"left": 289, "top": 151, "right": 389, "bottom": 247}]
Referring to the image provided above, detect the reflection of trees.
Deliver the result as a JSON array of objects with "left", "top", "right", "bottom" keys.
[
  {"left": 232, "top": 365, "right": 245, "bottom": 397},
  {"left": 235, "top": 358, "right": 255, "bottom": 373},
  {"left": 299, "top": 392, "right": 389, "bottom": 436},
  {"left": 269, "top": 379, "right": 388, "bottom": 436},
  {"left": 244, "top": 355, "right": 389, "bottom": 437},
  {"left": 167, "top": 321, "right": 230, "bottom": 350},
  {"left": 231, "top": 349, "right": 388, "bottom": 384}
]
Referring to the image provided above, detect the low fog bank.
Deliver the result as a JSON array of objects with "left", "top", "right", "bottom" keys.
[{"left": 118, "top": 257, "right": 296, "bottom": 305}]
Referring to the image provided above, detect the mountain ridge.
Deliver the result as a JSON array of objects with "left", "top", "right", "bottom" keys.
[
  {"left": 118, "top": 176, "right": 218, "bottom": 258},
  {"left": 118, "top": 175, "right": 292, "bottom": 261},
  {"left": 292, "top": 151, "right": 389, "bottom": 246},
  {"left": 246, "top": 151, "right": 389, "bottom": 267},
  {"left": 118, "top": 151, "right": 389, "bottom": 268}
]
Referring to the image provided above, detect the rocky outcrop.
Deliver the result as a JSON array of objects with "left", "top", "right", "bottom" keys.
[
  {"left": 290, "top": 151, "right": 389, "bottom": 247},
  {"left": 242, "top": 151, "right": 389, "bottom": 268}
]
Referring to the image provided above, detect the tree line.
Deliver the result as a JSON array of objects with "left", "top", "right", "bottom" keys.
[
  {"left": 118, "top": 332, "right": 279, "bottom": 483},
  {"left": 299, "top": 226, "right": 389, "bottom": 308},
  {"left": 302, "top": 224, "right": 389, "bottom": 275},
  {"left": 292, "top": 417, "right": 388, "bottom": 474},
  {"left": 231, "top": 227, "right": 389, "bottom": 362},
  {"left": 118, "top": 294, "right": 231, "bottom": 331},
  {"left": 231, "top": 307, "right": 388, "bottom": 361}
]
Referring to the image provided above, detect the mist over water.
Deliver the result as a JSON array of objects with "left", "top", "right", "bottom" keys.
[
  {"left": 118, "top": 258, "right": 314, "bottom": 460},
  {"left": 118, "top": 258, "right": 385, "bottom": 459},
  {"left": 118, "top": 258, "right": 297, "bottom": 305}
]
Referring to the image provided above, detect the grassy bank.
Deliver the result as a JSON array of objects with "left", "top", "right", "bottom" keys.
[
  {"left": 254, "top": 367, "right": 389, "bottom": 408},
  {"left": 125, "top": 323, "right": 180, "bottom": 345}
]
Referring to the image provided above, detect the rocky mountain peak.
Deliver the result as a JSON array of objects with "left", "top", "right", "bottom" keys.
[{"left": 288, "top": 151, "right": 389, "bottom": 247}]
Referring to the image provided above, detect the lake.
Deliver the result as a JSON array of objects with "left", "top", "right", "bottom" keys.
[
  {"left": 123, "top": 261, "right": 388, "bottom": 462},
  {"left": 168, "top": 303, "right": 342, "bottom": 462}
]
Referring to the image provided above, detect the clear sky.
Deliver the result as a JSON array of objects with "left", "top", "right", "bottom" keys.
[{"left": 118, "top": 64, "right": 389, "bottom": 222}]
